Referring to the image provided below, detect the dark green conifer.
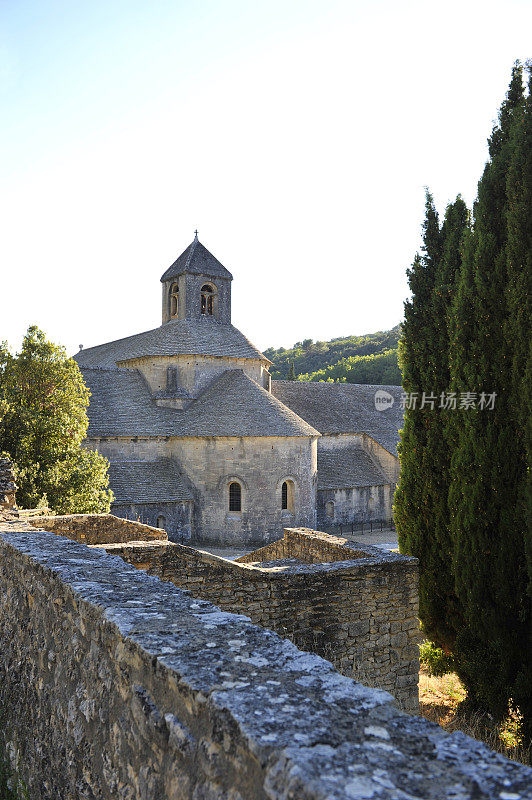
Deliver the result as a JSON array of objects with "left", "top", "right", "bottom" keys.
[
  {"left": 448, "top": 62, "right": 530, "bottom": 724},
  {"left": 287, "top": 361, "right": 296, "bottom": 380},
  {"left": 504, "top": 62, "right": 532, "bottom": 717},
  {"left": 395, "top": 193, "right": 467, "bottom": 647}
]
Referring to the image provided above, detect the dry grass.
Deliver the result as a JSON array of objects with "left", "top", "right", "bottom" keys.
[{"left": 418, "top": 665, "right": 531, "bottom": 765}]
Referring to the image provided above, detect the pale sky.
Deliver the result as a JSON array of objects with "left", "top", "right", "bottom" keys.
[{"left": 1, "top": 0, "right": 530, "bottom": 356}]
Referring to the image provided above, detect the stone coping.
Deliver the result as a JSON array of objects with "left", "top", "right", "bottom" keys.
[
  {"left": 92, "top": 537, "right": 417, "bottom": 578},
  {"left": 1, "top": 522, "right": 531, "bottom": 798}
]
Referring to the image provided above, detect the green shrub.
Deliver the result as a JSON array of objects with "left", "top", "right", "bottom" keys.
[{"left": 419, "top": 640, "right": 455, "bottom": 677}]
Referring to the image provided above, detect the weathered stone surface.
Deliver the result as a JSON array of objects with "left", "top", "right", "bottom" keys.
[
  {"left": 0, "top": 524, "right": 531, "bottom": 799},
  {"left": 93, "top": 527, "right": 420, "bottom": 709}
]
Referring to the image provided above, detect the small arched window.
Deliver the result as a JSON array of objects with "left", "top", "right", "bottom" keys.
[
  {"left": 201, "top": 284, "right": 215, "bottom": 316},
  {"left": 228, "top": 481, "right": 242, "bottom": 512},
  {"left": 281, "top": 480, "right": 295, "bottom": 513},
  {"left": 156, "top": 514, "right": 167, "bottom": 529},
  {"left": 170, "top": 283, "right": 179, "bottom": 318},
  {"left": 326, "top": 501, "right": 335, "bottom": 520}
]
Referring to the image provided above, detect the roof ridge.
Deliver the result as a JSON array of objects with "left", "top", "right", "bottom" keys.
[
  {"left": 184, "top": 236, "right": 199, "bottom": 271},
  {"left": 271, "top": 380, "right": 402, "bottom": 390}
]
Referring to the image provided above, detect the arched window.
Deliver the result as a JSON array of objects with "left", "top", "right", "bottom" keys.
[
  {"left": 281, "top": 480, "right": 295, "bottom": 513},
  {"left": 326, "top": 501, "right": 335, "bottom": 520},
  {"left": 156, "top": 514, "right": 167, "bottom": 529},
  {"left": 201, "top": 284, "right": 215, "bottom": 315},
  {"left": 228, "top": 481, "right": 242, "bottom": 512},
  {"left": 169, "top": 283, "right": 179, "bottom": 318}
]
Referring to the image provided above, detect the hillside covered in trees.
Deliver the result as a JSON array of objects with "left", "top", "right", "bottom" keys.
[{"left": 264, "top": 325, "right": 401, "bottom": 384}]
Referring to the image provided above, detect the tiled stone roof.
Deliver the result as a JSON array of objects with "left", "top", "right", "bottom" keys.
[
  {"left": 160, "top": 237, "right": 233, "bottom": 282},
  {"left": 317, "top": 446, "right": 388, "bottom": 490},
  {"left": 182, "top": 370, "right": 319, "bottom": 438},
  {"left": 74, "top": 317, "right": 266, "bottom": 368},
  {"left": 109, "top": 460, "right": 194, "bottom": 503},
  {"left": 81, "top": 368, "right": 319, "bottom": 439},
  {"left": 272, "top": 381, "right": 404, "bottom": 456}
]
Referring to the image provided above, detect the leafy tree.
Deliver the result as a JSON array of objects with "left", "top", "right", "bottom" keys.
[
  {"left": 0, "top": 326, "right": 112, "bottom": 513},
  {"left": 448, "top": 62, "right": 530, "bottom": 725}
]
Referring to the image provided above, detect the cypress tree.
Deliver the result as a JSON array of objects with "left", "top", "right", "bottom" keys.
[
  {"left": 505, "top": 62, "right": 532, "bottom": 715},
  {"left": 287, "top": 361, "right": 296, "bottom": 380},
  {"left": 395, "top": 193, "right": 468, "bottom": 647},
  {"left": 448, "top": 62, "right": 530, "bottom": 724}
]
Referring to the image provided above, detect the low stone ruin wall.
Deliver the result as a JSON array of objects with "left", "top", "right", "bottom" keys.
[
  {"left": 96, "top": 529, "right": 419, "bottom": 710},
  {"left": 235, "top": 526, "right": 370, "bottom": 563},
  {"left": 1, "top": 524, "right": 531, "bottom": 799},
  {"left": 31, "top": 513, "right": 167, "bottom": 545}
]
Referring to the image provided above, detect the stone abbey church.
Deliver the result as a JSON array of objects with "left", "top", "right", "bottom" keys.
[{"left": 75, "top": 235, "right": 403, "bottom": 544}]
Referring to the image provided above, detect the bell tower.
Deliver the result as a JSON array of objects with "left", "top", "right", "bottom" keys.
[{"left": 161, "top": 232, "right": 233, "bottom": 325}]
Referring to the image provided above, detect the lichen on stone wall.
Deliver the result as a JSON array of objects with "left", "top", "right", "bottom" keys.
[
  {"left": 0, "top": 523, "right": 531, "bottom": 799},
  {"left": 100, "top": 527, "right": 420, "bottom": 710}
]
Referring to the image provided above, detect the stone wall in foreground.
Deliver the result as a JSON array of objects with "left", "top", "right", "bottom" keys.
[
  {"left": 31, "top": 513, "right": 167, "bottom": 545},
  {"left": 102, "top": 529, "right": 420, "bottom": 710},
  {"left": 0, "top": 525, "right": 531, "bottom": 800}
]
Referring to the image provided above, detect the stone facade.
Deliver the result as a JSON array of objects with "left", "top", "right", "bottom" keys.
[
  {"left": 1, "top": 523, "right": 531, "bottom": 799},
  {"left": 0, "top": 457, "right": 17, "bottom": 510},
  {"left": 97, "top": 528, "right": 420, "bottom": 710},
  {"left": 121, "top": 353, "right": 267, "bottom": 403},
  {"left": 317, "top": 484, "right": 394, "bottom": 528},
  {"left": 110, "top": 500, "right": 193, "bottom": 541},
  {"left": 161, "top": 265, "right": 232, "bottom": 325},
  {"left": 93, "top": 435, "right": 317, "bottom": 544},
  {"left": 362, "top": 433, "right": 401, "bottom": 483}
]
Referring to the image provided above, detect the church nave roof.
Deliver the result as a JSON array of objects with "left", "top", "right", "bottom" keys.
[
  {"left": 80, "top": 367, "right": 319, "bottom": 439},
  {"left": 272, "top": 380, "right": 403, "bottom": 456},
  {"left": 108, "top": 459, "right": 194, "bottom": 503},
  {"left": 317, "top": 446, "right": 388, "bottom": 490}
]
